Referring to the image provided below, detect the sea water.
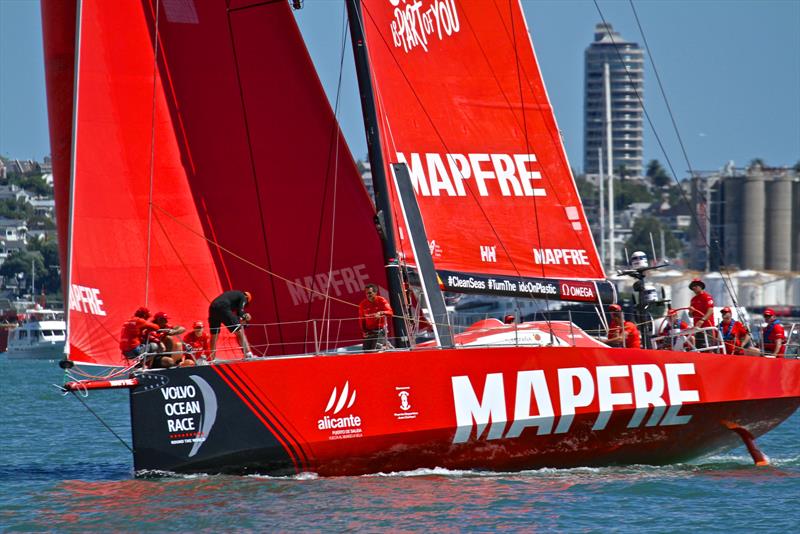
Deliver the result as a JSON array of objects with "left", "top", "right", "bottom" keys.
[{"left": 1, "top": 357, "right": 799, "bottom": 532}]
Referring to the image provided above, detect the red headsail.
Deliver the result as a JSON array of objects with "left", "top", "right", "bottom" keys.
[
  {"left": 358, "top": 0, "right": 605, "bottom": 297},
  {"left": 42, "top": 0, "right": 385, "bottom": 365}
]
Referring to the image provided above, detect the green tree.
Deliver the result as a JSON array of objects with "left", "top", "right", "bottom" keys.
[
  {"left": 749, "top": 158, "right": 766, "bottom": 168},
  {"left": 614, "top": 178, "right": 653, "bottom": 210},
  {"left": 26, "top": 214, "right": 57, "bottom": 231},
  {"left": 574, "top": 176, "right": 598, "bottom": 204},
  {"left": 793, "top": 160, "right": 800, "bottom": 173},
  {"left": 26, "top": 240, "right": 61, "bottom": 293},
  {"left": 645, "top": 159, "right": 671, "bottom": 188},
  {"left": 9, "top": 173, "right": 52, "bottom": 196},
  {"left": 625, "top": 216, "right": 682, "bottom": 259},
  {"left": 0, "top": 250, "right": 47, "bottom": 291},
  {"left": 0, "top": 198, "right": 34, "bottom": 220}
]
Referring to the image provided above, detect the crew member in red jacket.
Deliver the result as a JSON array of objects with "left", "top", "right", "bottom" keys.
[
  {"left": 689, "top": 278, "right": 716, "bottom": 351},
  {"left": 183, "top": 321, "right": 211, "bottom": 362},
  {"left": 607, "top": 304, "right": 641, "bottom": 349},
  {"left": 717, "top": 306, "right": 750, "bottom": 355},
  {"left": 119, "top": 307, "right": 159, "bottom": 360},
  {"left": 358, "top": 284, "right": 393, "bottom": 351}
]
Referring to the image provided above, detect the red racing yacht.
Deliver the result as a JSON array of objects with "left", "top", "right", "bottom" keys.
[{"left": 43, "top": 0, "right": 799, "bottom": 475}]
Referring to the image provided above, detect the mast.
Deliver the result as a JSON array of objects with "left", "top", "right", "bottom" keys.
[
  {"left": 598, "top": 146, "right": 605, "bottom": 269},
  {"left": 344, "top": 0, "right": 409, "bottom": 347},
  {"left": 604, "top": 62, "right": 615, "bottom": 269}
]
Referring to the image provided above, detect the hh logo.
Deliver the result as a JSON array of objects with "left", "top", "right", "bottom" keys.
[{"left": 480, "top": 245, "right": 497, "bottom": 263}]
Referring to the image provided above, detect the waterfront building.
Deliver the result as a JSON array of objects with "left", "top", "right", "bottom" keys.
[{"left": 584, "top": 23, "right": 644, "bottom": 179}]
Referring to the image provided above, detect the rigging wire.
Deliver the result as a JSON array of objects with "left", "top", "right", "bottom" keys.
[
  {"left": 312, "top": 4, "right": 349, "bottom": 351},
  {"left": 625, "top": 0, "right": 743, "bottom": 313},
  {"left": 151, "top": 203, "right": 358, "bottom": 308},
  {"left": 144, "top": 0, "right": 161, "bottom": 307},
  {"left": 67, "top": 391, "right": 133, "bottom": 453},
  {"left": 592, "top": 0, "right": 742, "bottom": 312},
  {"left": 507, "top": 0, "right": 554, "bottom": 335}
]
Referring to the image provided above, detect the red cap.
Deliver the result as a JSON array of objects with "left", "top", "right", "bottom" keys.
[
  {"left": 153, "top": 311, "right": 169, "bottom": 323},
  {"left": 763, "top": 308, "right": 775, "bottom": 317},
  {"left": 134, "top": 307, "right": 150, "bottom": 319},
  {"left": 721, "top": 306, "right": 731, "bottom": 314},
  {"left": 609, "top": 304, "right": 622, "bottom": 312},
  {"left": 193, "top": 321, "right": 204, "bottom": 328}
]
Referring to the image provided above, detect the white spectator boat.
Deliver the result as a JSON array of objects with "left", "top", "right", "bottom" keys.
[{"left": 6, "top": 308, "right": 66, "bottom": 360}]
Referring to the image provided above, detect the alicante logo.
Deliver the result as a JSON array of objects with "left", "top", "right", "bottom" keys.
[{"left": 317, "top": 381, "right": 363, "bottom": 440}]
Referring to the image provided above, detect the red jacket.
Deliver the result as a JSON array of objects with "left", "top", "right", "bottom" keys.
[
  {"left": 609, "top": 319, "right": 641, "bottom": 349},
  {"left": 690, "top": 291, "right": 715, "bottom": 327},
  {"left": 183, "top": 331, "right": 210, "bottom": 357},
  {"left": 359, "top": 296, "right": 392, "bottom": 332},
  {"left": 119, "top": 317, "right": 159, "bottom": 352},
  {"left": 718, "top": 320, "right": 748, "bottom": 354},
  {"left": 763, "top": 321, "right": 786, "bottom": 355}
]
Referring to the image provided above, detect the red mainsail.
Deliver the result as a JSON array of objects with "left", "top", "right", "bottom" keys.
[
  {"left": 43, "top": 0, "right": 385, "bottom": 365},
  {"left": 358, "top": 0, "right": 605, "bottom": 298}
]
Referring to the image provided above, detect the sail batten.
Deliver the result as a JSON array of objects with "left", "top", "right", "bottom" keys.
[{"left": 358, "top": 0, "right": 605, "bottom": 301}]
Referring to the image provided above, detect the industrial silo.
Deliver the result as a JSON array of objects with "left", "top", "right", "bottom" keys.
[
  {"left": 741, "top": 169, "right": 766, "bottom": 270},
  {"left": 722, "top": 176, "right": 743, "bottom": 267},
  {"left": 766, "top": 173, "right": 793, "bottom": 271}
]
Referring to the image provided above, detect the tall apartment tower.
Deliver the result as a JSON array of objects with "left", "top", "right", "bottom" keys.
[{"left": 584, "top": 23, "right": 644, "bottom": 178}]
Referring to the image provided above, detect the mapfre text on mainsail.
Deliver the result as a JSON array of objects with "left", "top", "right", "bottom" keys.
[{"left": 397, "top": 152, "right": 546, "bottom": 197}]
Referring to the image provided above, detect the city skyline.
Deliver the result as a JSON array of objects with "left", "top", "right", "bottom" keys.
[{"left": 1, "top": 0, "right": 799, "bottom": 176}]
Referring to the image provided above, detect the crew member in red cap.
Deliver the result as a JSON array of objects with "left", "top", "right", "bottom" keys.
[
  {"left": 717, "top": 307, "right": 750, "bottom": 355},
  {"left": 150, "top": 312, "right": 187, "bottom": 368},
  {"left": 183, "top": 320, "right": 211, "bottom": 363},
  {"left": 208, "top": 290, "right": 253, "bottom": 360},
  {"left": 759, "top": 309, "right": 786, "bottom": 357},
  {"left": 658, "top": 309, "right": 692, "bottom": 351},
  {"left": 119, "top": 307, "right": 159, "bottom": 361},
  {"left": 689, "top": 278, "right": 716, "bottom": 351},
  {"left": 607, "top": 304, "right": 641, "bottom": 349}
]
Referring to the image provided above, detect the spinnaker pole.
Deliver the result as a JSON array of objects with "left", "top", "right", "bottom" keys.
[{"left": 345, "top": 0, "right": 408, "bottom": 347}]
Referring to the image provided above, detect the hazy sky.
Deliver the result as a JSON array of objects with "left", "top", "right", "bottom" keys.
[{"left": 2, "top": 0, "right": 799, "bottom": 176}]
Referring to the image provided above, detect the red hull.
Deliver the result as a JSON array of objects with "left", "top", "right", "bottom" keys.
[{"left": 130, "top": 346, "right": 800, "bottom": 476}]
